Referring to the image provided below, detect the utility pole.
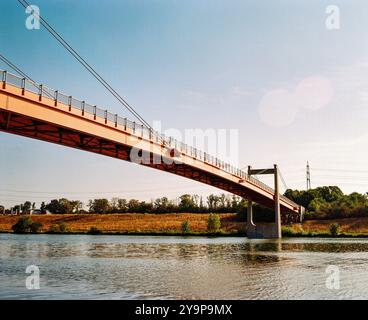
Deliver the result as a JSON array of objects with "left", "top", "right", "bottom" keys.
[{"left": 306, "top": 161, "right": 311, "bottom": 190}]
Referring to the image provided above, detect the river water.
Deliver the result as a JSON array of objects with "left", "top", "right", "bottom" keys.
[{"left": 1, "top": 234, "right": 368, "bottom": 299}]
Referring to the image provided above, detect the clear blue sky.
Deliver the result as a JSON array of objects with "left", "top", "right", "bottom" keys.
[{"left": 1, "top": 0, "right": 368, "bottom": 208}]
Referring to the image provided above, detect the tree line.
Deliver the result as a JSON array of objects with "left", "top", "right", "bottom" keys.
[
  {"left": 5, "top": 194, "right": 248, "bottom": 215},
  {"left": 4, "top": 186, "right": 368, "bottom": 220},
  {"left": 285, "top": 186, "right": 368, "bottom": 220}
]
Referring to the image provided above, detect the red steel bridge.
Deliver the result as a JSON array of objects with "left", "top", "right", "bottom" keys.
[{"left": 0, "top": 70, "right": 303, "bottom": 237}]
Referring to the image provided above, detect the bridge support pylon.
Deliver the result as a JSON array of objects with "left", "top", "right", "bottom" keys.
[
  {"left": 246, "top": 164, "right": 282, "bottom": 239},
  {"left": 246, "top": 199, "right": 257, "bottom": 237}
]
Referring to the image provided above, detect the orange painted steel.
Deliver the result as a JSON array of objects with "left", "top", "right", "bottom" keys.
[{"left": 0, "top": 70, "right": 301, "bottom": 215}]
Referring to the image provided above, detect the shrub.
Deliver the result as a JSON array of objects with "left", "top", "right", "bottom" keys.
[
  {"left": 181, "top": 220, "right": 190, "bottom": 233},
  {"left": 88, "top": 226, "right": 101, "bottom": 235},
  {"left": 281, "top": 226, "right": 295, "bottom": 237},
  {"left": 29, "top": 221, "right": 43, "bottom": 233},
  {"left": 12, "top": 217, "right": 43, "bottom": 234},
  {"left": 59, "top": 222, "right": 67, "bottom": 233},
  {"left": 207, "top": 214, "right": 221, "bottom": 232},
  {"left": 48, "top": 222, "right": 68, "bottom": 233},
  {"left": 12, "top": 217, "right": 32, "bottom": 233},
  {"left": 330, "top": 223, "right": 341, "bottom": 236},
  {"left": 49, "top": 224, "right": 59, "bottom": 233}
]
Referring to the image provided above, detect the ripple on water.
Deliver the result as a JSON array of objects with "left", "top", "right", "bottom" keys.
[{"left": 1, "top": 234, "right": 368, "bottom": 299}]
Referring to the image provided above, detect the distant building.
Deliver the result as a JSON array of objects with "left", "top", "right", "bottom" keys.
[
  {"left": 10, "top": 207, "right": 20, "bottom": 215},
  {"left": 30, "top": 209, "right": 42, "bottom": 215}
]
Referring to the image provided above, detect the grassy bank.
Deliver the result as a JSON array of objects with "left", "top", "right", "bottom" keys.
[
  {"left": 0, "top": 213, "right": 245, "bottom": 236},
  {"left": 283, "top": 217, "right": 368, "bottom": 237},
  {"left": 2, "top": 214, "right": 368, "bottom": 237}
]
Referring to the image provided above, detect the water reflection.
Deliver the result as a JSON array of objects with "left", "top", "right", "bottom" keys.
[{"left": 1, "top": 234, "right": 368, "bottom": 299}]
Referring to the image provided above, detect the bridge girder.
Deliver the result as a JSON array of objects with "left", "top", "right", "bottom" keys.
[{"left": 0, "top": 82, "right": 302, "bottom": 219}]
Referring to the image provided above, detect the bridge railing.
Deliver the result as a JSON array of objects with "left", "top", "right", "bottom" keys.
[{"left": 0, "top": 69, "right": 299, "bottom": 209}]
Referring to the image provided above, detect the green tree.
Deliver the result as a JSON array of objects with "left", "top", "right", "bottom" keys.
[
  {"left": 207, "top": 194, "right": 220, "bottom": 212},
  {"left": 330, "top": 223, "right": 341, "bottom": 236},
  {"left": 22, "top": 201, "right": 32, "bottom": 214},
  {"left": 13, "top": 205, "right": 21, "bottom": 214},
  {"left": 138, "top": 201, "right": 153, "bottom": 213},
  {"left": 318, "top": 186, "right": 344, "bottom": 202},
  {"left": 199, "top": 196, "right": 206, "bottom": 212},
  {"left": 207, "top": 213, "right": 221, "bottom": 232},
  {"left": 117, "top": 198, "right": 128, "bottom": 212},
  {"left": 29, "top": 221, "right": 43, "bottom": 233},
  {"left": 59, "top": 198, "right": 74, "bottom": 214},
  {"left": 231, "top": 195, "right": 241, "bottom": 211},
  {"left": 181, "top": 220, "right": 191, "bottom": 233},
  {"left": 45, "top": 199, "right": 62, "bottom": 214},
  {"left": 308, "top": 197, "right": 327, "bottom": 212},
  {"left": 284, "top": 186, "right": 368, "bottom": 220},
  {"left": 218, "top": 193, "right": 227, "bottom": 211},
  {"left": 110, "top": 197, "right": 119, "bottom": 212},
  {"left": 45, "top": 198, "right": 75, "bottom": 214},
  {"left": 236, "top": 199, "right": 248, "bottom": 221},
  {"left": 59, "top": 222, "right": 67, "bottom": 232},
  {"left": 179, "top": 194, "right": 197, "bottom": 212},
  {"left": 88, "top": 199, "right": 110, "bottom": 213},
  {"left": 12, "top": 217, "right": 43, "bottom": 233},
  {"left": 154, "top": 197, "right": 170, "bottom": 213},
  {"left": 40, "top": 202, "right": 46, "bottom": 214},
  {"left": 127, "top": 199, "right": 140, "bottom": 212}
]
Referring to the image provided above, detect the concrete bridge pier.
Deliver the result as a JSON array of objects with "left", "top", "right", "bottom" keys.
[
  {"left": 246, "top": 203, "right": 282, "bottom": 239},
  {"left": 246, "top": 200, "right": 256, "bottom": 237},
  {"left": 246, "top": 164, "right": 282, "bottom": 239}
]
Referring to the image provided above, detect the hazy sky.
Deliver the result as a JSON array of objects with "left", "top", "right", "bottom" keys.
[{"left": 1, "top": 0, "right": 368, "bottom": 208}]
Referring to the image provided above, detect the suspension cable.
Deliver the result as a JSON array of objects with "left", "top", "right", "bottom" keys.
[
  {"left": 0, "top": 53, "right": 34, "bottom": 81},
  {"left": 17, "top": 0, "right": 154, "bottom": 133},
  {"left": 0, "top": 53, "right": 54, "bottom": 98},
  {"left": 278, "top": 168, "right": 289, "bottom": 191}
]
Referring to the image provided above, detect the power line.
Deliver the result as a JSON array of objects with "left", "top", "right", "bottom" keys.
[
  {"left": 309, "top": 181, "right": 368, "bottom": 187},
  {"left": 312, "top": 175, "right": 368, "bottom": 180},
  {"left": 17, "top": 0, "right": 154, "bottom": 135},
  {"left": 0, "top": 184, "right": 212, "bottom": 195},
  {"left": 313, "top": 168, "right": 368, "bottom": 173},
  {"left": 306, "top": 161, "right": 311, "bottom": 190},
  {"left": 278, "top": 168, "right": 288, "bottom": 191}
]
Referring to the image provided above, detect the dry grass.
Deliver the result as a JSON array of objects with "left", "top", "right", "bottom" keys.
[
  {"left": 3, "top": 214, "right": 368, "bottom": 235},
  {"left": 299, "top": 217, "right": 368, "bottom": 234},
  {"left": 0, "top": 213, "right": 244, "bottom": 234}
]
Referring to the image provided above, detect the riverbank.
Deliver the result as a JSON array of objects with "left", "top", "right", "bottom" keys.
[
  {"left": 283, "top": 217, "right": 368, "bottom": 237},
  {"left": 0, "top": 213, "right": 245, "bottom": 236},
  {"left": 2, "top": 214, "right": 368, "bottom": 237}
]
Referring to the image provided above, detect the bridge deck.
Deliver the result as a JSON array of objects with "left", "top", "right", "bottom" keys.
[{"left": 0, "top": 70, "right": 301, "bottom": 215}]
